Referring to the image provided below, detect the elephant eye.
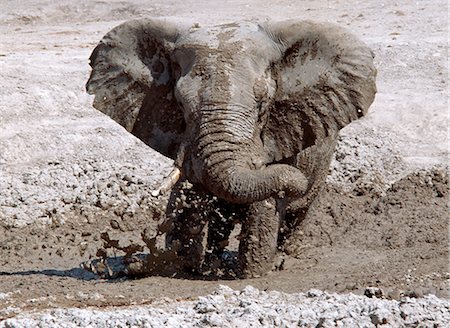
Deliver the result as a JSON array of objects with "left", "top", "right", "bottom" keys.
[
  {"left": 172, "top": 62, "right": 182, "bottom": 80},
  {"left": 152, "top": 61, "right": 165, "bottom": 75}
]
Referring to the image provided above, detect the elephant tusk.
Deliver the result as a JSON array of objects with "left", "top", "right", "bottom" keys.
[{"left": 151, "top": 167, "right": 181, "bottom": 197}]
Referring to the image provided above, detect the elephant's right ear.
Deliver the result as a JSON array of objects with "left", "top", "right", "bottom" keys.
[{"left": 86, "top": 19, "right": 186, "bottom": 159}]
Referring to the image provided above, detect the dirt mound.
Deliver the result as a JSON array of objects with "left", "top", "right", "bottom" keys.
[{"left": 297, "top": 167, "right": 448, "bottom": 250}]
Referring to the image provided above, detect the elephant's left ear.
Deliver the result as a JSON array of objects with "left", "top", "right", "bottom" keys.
[{"left": 261, "top": 20, "right": 377, "bottom": 161}]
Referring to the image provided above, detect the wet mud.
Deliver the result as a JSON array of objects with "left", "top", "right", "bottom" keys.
[{"left": 1, "top": 168, "right": 447, "bottom": 319}]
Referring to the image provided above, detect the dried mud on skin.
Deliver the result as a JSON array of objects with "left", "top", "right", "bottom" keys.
[{"left": 0, "top": 168, "right": 448, "bottom": 318}]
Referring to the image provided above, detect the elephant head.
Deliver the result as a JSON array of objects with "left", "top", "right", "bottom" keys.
[{"left": 86, "top": 18, "right": 376, "bottom": 205}]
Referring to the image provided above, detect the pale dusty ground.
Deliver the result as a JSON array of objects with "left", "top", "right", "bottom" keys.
[{"left": 0, "top": 0, "right": 448, "bottom": 325}]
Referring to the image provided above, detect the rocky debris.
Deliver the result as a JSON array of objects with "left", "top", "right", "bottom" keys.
[
  {"left": 328, "top": 130, "right": 408, "bottom": 195},
  {"left": 362, "top": 286, "right": 433, "bottom": 301},
  {"left": 364, "top": 286, "right": 385, "bottom": 299},
  {"left": 2, "top": 285, "right": 449, "bottom": 327},
  {"left": 0, "top": 158, "right": 171, "bottom": 227}
]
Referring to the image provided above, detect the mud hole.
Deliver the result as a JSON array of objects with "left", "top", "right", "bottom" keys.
[{"left": 1, "top": 168, "right": 447, "bottom": 319}]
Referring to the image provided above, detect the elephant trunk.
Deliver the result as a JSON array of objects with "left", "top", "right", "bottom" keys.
[
  {"left": 205, "top": 160, "right": 309, "bottom": 204},
  {"left": 193, "top": 105, "right": 308, "bottom": 204}
]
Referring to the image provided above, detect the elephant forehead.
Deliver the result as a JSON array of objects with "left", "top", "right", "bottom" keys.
[{"left": 179, "top": 22, "right": 264, "bottom": 51}]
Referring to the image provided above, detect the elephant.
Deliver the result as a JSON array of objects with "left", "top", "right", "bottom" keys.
[{"left": 86, "top": 18, "right": 376, "bottom": 278}]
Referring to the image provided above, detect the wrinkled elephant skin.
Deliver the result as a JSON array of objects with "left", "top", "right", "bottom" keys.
[{"left": 86, "top": 18, "right": 377, "bottom": 277}]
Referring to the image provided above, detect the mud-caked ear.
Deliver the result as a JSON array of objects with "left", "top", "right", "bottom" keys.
[
  {"left": 86, "top": 18, "right": 187, "bottom": 159},
  {"left": 261, "top": 20, "right": 377, "bottom": 162}
]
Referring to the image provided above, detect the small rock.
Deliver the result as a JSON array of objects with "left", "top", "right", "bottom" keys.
[
  {"left": 79, "top": 242, "right": 88, "bottom": 256},
  {"left": 55, "top": 247, "right": 64, "bottom": 257},
  {"left": 364, "top": 287, "right": 385, "bottom": 299},
  {"left": 370, "top": 312, "right": 388, "bottom": 325},
  {"left": 387, "top": 288, "right": 401, "bottom": 300},
  {"left": 402, "top": 289, "right": 423, "bottom": 298},
  {"left": 345, "top": 283, "right": 358, "bottom": 291},
  {"left": 110, "top": 219, "right": 120, "bottom": 229},
  {"left": 126, "top": 259, "right": 145, "bottom": 276}
]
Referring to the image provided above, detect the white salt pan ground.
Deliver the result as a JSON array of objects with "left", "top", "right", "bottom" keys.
[{"left": 2, "top": 286, "right": 449, "bottom": 328}]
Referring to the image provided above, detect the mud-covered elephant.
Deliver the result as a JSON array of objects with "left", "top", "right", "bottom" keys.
[{"left": 86, "top": 18, "right": 376, "bottom": 277}]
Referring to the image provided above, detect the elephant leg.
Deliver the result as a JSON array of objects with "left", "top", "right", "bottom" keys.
[
  {"left": 278, "top": 208, "right": 305, "bottom": 246},
  {"left": 238, "top": 198, "right": 280, "bottom": 278},
  {"left": 165, "top": 180, "right": 209, "bottom": 273},
  {"left": 278, "top": 136, "right": 337, "bottom": 248}
]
